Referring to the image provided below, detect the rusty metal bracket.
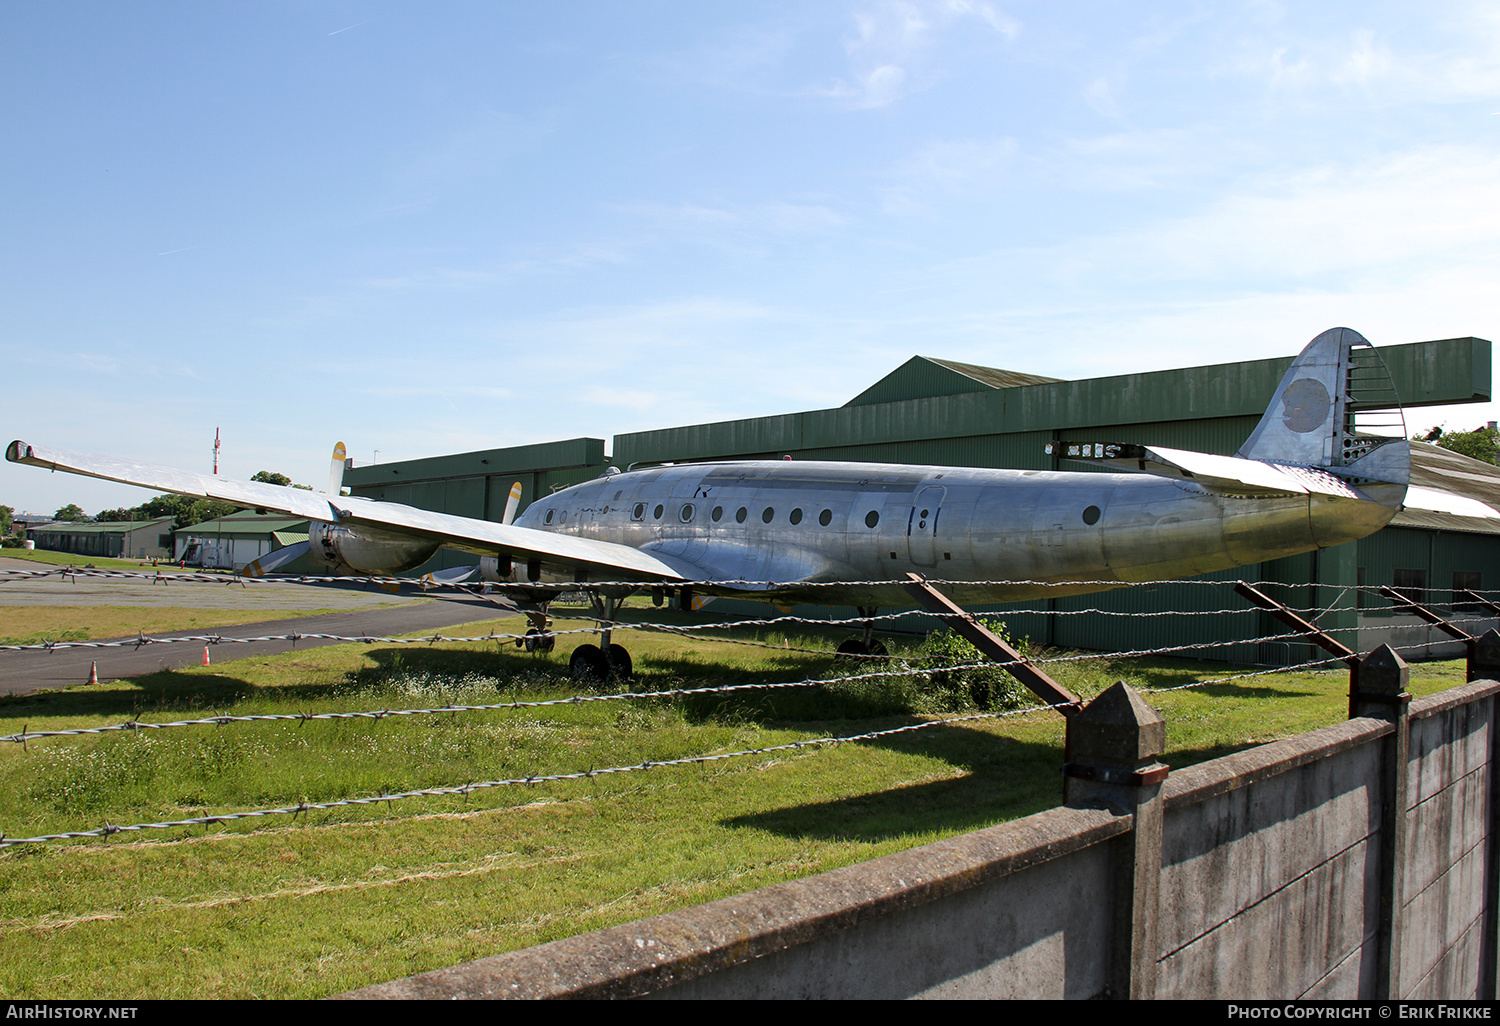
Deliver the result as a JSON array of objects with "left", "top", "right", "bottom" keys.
[
  {"left": 1234, "top": 581, "right": 1363, "bottom": 717},
  {"left": 901, "top": 573, "right": 1082, "bottom": 717},
  {"left": 1378, "top": 585, "right": 1476, "bottom": 642},
  {"left": 1381, "top": 585, "right": 1481, "bottom": 683},
  {"left": 1062, "top": 761, "right": 1170, "bottom": 787}
]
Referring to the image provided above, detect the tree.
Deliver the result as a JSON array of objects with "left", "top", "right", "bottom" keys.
[
  {"left": 0, "top": 505, "right": 11, "bottom": 535},
  {"left": 1417, "top": 426, "right": 1499, "bottom": 465},
  {"left": 94, "top": 507, "right": 138, "bottom": 522},
  {"left": 251, "top": 470, "right": 312, "bottom": 490},
  {"left": 53, "top": 503, "right": 91, "bottom": 522}
]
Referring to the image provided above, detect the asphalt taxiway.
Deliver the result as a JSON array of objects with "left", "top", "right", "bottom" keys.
[{"left": 0, "top": 559, "right": 520, "bottom": 696}]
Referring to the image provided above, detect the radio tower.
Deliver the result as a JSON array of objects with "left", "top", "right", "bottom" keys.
[{"left": 213, "top": 427, "right": 220, "bottom": 475}]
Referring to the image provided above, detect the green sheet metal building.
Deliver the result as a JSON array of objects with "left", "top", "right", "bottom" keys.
[{"left": 346, "top": 336, "right": 1495, "bottom": 662}]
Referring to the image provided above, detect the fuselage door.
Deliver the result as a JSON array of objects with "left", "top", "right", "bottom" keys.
[{"left": 909, "top": 485, "right": 946, "bottom": 567}]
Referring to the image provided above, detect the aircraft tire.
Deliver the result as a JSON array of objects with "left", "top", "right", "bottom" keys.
[
  {"left": 569, "top": 644, "right": 609, "bottom": 682},
  {"left": 606, "top": 644, "right": 633, "bottom": 680},
  {"left": 835, "top": 639, "right": 868, "bottom": 659}
]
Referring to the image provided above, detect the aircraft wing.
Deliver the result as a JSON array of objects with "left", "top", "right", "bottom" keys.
[{"left": 5, "top": 440, "right": 688, "bottom": 582}]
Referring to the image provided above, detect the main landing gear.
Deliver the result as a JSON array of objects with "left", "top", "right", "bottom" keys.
[
  {"left": 835, "top": 607, "right": 888, "bottom": 660},
  {"left": 569, "top": 592, "right": 633, "bottom": 682}
]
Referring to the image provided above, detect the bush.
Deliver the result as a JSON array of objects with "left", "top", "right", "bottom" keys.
[{"left": 917, "top": 618, "right": 1029, "bottom": 711}]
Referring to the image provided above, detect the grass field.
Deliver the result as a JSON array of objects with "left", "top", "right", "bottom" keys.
[
  {"left": 0, "top": 549, "right": 178, "bottom": 572},
  {"left": 0, "top": 605, "right": 1469, "bottom": 998},
  {"left": 0, "top": 605, "right": 365, "bottom": 648}
]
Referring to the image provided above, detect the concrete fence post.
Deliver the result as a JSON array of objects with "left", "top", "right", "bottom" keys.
[
  {"left": 1353, "top": 643, "right": 1411, "bottom": 1000},
  {"left": 1472, "top": 630, "right": 1500, "bottom": 999},
  {"left": 1063, "top": 681, "right": 1168, "bottom": 999}
]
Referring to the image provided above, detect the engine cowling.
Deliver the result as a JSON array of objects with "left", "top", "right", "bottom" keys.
[{"left": 309, "top": 522, "right": 441, "bottom": 575}]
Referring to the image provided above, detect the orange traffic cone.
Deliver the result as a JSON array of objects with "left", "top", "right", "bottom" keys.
[
  {"left": 87, "top": 661, "right": 98, "bottom": 685},
  {"left": 201, "top": 645, "right": 211, "bottom": 667}
]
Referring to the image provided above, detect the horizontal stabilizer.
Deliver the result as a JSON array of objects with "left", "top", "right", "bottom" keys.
[
  {"left": 1049, "top": 442, "right": 1360, "bottom": 498},
  {"left": 1403, "top": 485, "right": 1500, "bottom": 520}
]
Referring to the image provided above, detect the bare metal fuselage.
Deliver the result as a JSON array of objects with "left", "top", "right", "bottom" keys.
[{"left": 509, "top": 459, "right": 1402, "bottom": 607}]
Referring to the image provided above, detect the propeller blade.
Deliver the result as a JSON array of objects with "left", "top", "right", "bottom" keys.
[
  {"left": 420, "top": 565, "right": 478, "bottom": 586},
  {"left": 328, "top": 441, "right": 348, "bottom": 496},
  {"left": 241, "top": 540, "right": 311, "bottom": 578},
  {"left": 502, "top": 481, "right": 523, "bottom": 525}
]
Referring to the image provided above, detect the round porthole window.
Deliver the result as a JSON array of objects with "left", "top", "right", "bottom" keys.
[
  {"left": 819, "top": 509, "right": 832, "bottom": 527},
  {"left": 712, "top": 506, "right": 723, "bottom": 522},
  {"left": 762, "top": 507, "right": 775, "bottom": 523},
  {"left": 680, "top": 504, "right": 695, "bottom": 523},
  {"left": 865, "top": 510, "right": 880, "bottom": 529},
  {"left": 653, "top": 504, "right": 664, "bottom": 520},
  {"left": 736, "top": 507, "right": 748, "bottom": 523},
  {"left": 632, "top": 503, "right": 645, "bottom": 520},
  {"left": 1082, "top": 505, "right": 1101, "bottom": 525},
  {"left": 544, "top": 509, "right": 555, "bottom": 525},
  {"left": 789, "top": 508, "right": 803, "bottom": 525}
]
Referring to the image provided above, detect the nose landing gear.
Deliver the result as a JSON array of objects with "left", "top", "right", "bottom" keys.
[{"left": 835, "top": 607, "right": 888, "bottom": 660}]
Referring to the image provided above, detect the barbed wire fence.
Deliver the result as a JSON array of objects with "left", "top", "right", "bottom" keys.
[{"left": 0, "top": 570, "right": 1490, "bottom": 848}]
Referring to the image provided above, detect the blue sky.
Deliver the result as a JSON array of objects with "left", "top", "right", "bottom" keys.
[{"left": 4, "top": 1, "right": 1499, "bottom": 516}]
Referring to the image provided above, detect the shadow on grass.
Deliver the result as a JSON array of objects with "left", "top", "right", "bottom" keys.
[
  {"left": 722, "top": 724, "right": 1063, "bottom": 843},
  {"left": 0, "top": 670, "right": 262, "bottom": 721}
]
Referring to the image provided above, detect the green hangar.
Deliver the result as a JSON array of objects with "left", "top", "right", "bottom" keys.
[{"left": 345, "top": 335, "right": 1496, "bottom": 663}]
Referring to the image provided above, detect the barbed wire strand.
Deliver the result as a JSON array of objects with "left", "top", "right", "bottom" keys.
[{"left": 0, "top": 703, "right": 1073, "bottom": 848}]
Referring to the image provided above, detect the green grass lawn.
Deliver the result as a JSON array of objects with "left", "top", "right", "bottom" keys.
[
  {"left": 0, "top": 548, "right": 178, "bottom": 572},
  {"left": 0, "top": 607, "right": 1470, "bottom": 998}
]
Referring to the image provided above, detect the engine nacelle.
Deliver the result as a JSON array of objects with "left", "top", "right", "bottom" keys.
[{"left": 309, "top": 521, "right": 441, "bottom": 576}]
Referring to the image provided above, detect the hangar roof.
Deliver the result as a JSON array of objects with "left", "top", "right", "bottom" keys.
[{"left": 844, "top": 356, "right": 1062, "bottom": 407}]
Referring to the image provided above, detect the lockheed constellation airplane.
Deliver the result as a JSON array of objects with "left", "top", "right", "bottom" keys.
[{"left": 8, "top": 328, "right": 1491, "bottom": 679}]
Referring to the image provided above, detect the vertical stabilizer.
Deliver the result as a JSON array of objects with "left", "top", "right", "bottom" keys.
[{"left": 1236, "top": 327, "right": 1406, "bottom": 481}]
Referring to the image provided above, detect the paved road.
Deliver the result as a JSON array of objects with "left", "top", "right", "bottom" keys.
[
  {"left": 0, "top": 556, "right": 443, "bottom": 611},
  {"left": 0, "top": 563, "right": 524, "bottom": 695}
]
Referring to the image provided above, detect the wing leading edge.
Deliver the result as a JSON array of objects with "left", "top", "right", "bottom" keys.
[{"left": 5, "top": 440, "right": 687, "bottom": 582}]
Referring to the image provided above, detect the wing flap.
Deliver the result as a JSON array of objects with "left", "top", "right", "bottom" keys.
[{"left": 6, "top": 440, "right": 687, "bottom": 582}]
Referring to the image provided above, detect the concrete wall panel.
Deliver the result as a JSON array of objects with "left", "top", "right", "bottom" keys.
[
  {"left": 1157, "top": 837, "right": 1379, "bottom": 998},
  {"left": 1409, "top": 699, "right": 1492, "bottom": 807},
  {"left": 1300, "top": 936, "right": 1378, "bottom": 1000},
  {"left": 1404, "top": 763, "right": 1489, "bottom": 899},
  {"left": 1399, "top": 832, "right": 1488, "bottom": 998},
  {"left": 1159, "top": 733, "right": 1383, "bottom": 953},
  {"left": 1405, "top": 907, "right": 1485, "bottom": 1000},
  {"left": 656, "top": 840, "right": 1116, "bottom": 1000}
]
